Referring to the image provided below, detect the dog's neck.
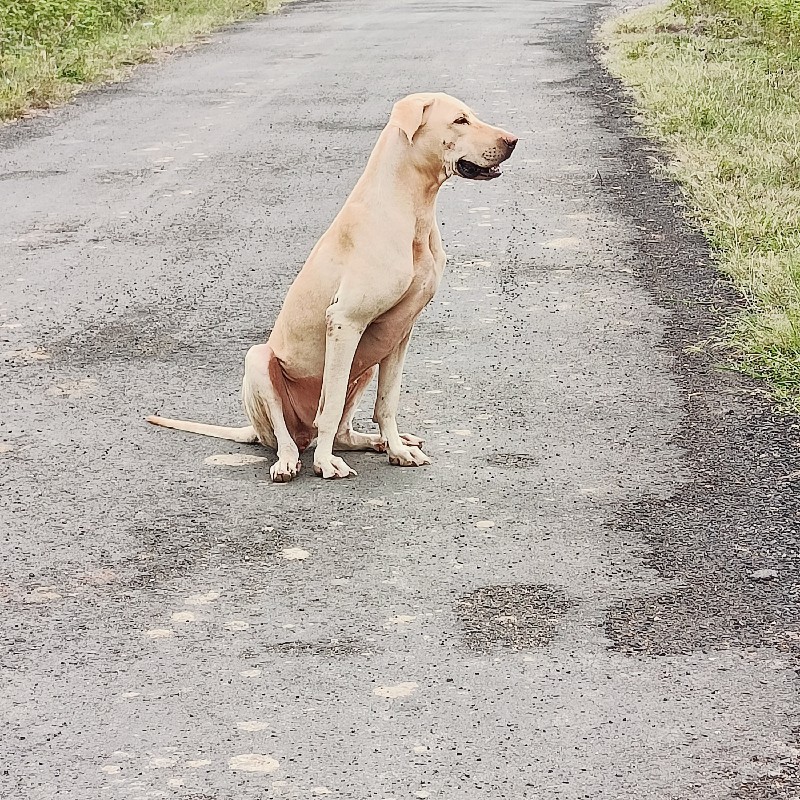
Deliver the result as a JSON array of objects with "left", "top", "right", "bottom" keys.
[{"left": 356, "top": 127, "right": 447, "bottom": 219}]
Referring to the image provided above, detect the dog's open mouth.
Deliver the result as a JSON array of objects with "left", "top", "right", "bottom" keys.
[{"left": 455, "top": 159, "right": 502, "bottom": 181}]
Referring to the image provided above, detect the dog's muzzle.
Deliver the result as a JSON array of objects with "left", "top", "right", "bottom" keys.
[
  {"left": 455, "top": 136, "right": 518, "bottom": 181},
  {"left": 455, "top": 160, "right": 503, "bottom": 180}
]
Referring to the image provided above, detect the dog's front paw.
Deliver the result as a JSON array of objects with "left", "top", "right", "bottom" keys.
[
  {"left": 313, "top": 454, "right": 357, "bottom": 479},
  {"left": 388, "top": 445, "right": 431, "bottom": 467},
  {"left": 271, "top": 457, "right": 301, "bottom": 483}
]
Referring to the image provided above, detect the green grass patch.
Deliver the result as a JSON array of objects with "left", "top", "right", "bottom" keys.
[
  {"left": 673, "top": 0, "right": 800, "bottom": 40},
  {"left": 0, "top": 0, "right": 283, "bottom": 121},
  {"left": 599, "top": 2, "right": 800, "bottom": 413}
]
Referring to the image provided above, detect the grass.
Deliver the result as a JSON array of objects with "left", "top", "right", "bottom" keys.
[
  {"left": 599, "top": 1, "right": 800, "bottom": 412},
  {"left": 0, "top": 0, "right": 283, "bottom": 121}
]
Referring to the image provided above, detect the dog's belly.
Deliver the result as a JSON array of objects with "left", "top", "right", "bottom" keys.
[
  {"left": 267, "top": 358, "right": 321, "bottom": 451},
  {"left": 270, "top": 361, "right": 377, "bottom": 450}
]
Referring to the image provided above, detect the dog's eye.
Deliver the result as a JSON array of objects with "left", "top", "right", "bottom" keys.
[{"left": 453, "top": 116, "right": 470, "bottom": 125}]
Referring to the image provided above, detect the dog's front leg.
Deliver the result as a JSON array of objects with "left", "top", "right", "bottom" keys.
[
  {"left": 374, "top": 333, "right": 431, "bottom": 468},
  {"left": 313, "top": 310, "right": 364, "bottom": 479}
]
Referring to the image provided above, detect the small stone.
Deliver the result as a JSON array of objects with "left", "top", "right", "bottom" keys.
[
  {"left": 750, "top": 569, "right": 779, "bottom": 581},
  {"left": 27, "top": 588, "right": 62, "bottom": 602},
  {"left": 237, "top": 720, "right": 269, "bottom": 732},
  {"left": 144, "top": 628, "right": 174, "bottom": 639},
  {"left": 383, "top": 615, "right": 417, "bottom": 628},
  {"left": 149, "top": 756, "right": 178, "bottom": 768},
  {"left": 281, "top": 547, "right": 310, "bottom": 560},
  {"left": 204, "top": 453, "right": 268, "bottom": 466},
  {"left": 185, "top": 591, "right": 220, "bottom": 605},
  {"left": 239, "top": 669, "right": 261, "bottom": 678},
  {"left": 373, "top": 681, "right": 418, "bottom": 699},
  {"left": 228, "top": 753, "right": 279, "bottom": 773}
]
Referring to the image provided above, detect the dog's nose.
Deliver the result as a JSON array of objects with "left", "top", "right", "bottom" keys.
[{"left": 504, "top": 136, "right": 518, "bottom": 152}]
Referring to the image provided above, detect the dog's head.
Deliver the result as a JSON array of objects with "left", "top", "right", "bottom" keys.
[{"left": 389, "top": 92, "right": 517, "bottom": 181}]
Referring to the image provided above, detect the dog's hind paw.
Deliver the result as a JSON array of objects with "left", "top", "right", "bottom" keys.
[
  {"left": 388, "top": 445, "right": 431, "bottom": 467},
  {"left": 313, "top": 454, "right": 357, "bottom": 479},
  {"left": 334, "top": 430, "right": 387, "bottom": 452},
  {"left": 400, "top": 433, "right": 425, "bottom": 448}
]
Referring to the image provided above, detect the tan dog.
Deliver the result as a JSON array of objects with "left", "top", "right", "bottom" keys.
[{"left": 148, "top": 92, "right": 517, "bottom": 481}]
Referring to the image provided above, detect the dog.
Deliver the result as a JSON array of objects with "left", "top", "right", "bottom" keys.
[{"left": 148, "top": 92, "right": 517, "bottom": 481}]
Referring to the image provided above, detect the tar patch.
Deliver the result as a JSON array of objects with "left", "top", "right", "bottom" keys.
[
  {"left": 485, "top": 452, "right": 540, "bottom": 468},
  {"left": 731, "top": 751, "right": 800, "bottom": 800},
  {"left": 242, "top": 638, "right": 367, "bottom": 658},
  {"left": 455, "top": 584, "right": 574, "bottom": 651}
]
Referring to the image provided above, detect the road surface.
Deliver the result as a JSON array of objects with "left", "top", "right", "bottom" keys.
[{"left": 1, "top": 0, "right": 798, "bottom": 798}]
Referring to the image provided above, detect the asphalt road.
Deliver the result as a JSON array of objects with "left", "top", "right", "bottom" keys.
[{"left": 1, "top": 0, "right": 799, "bottom": 798}]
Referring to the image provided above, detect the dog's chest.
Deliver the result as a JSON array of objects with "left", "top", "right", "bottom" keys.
[
  {"left": 351, "top": 245, "right": 439, "bottom": 375},
  {"left": 375, "top": 233, "right": 440, "bottom": 329}
]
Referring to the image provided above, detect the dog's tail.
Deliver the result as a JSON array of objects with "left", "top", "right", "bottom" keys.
[{"left": 146, "top": 415, "right": 258, "bottom": 443}]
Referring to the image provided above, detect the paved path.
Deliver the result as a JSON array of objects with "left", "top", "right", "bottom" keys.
[{"left": 1, "top": 1, "right": 798, "bottom": 798}]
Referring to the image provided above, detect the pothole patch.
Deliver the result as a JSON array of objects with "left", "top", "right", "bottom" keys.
[
  {"left": 486, "top": 452, "right": 539, "bottom": 468},
  {"left": 456, "top": 584, "right": 574, "bottom": 651}
]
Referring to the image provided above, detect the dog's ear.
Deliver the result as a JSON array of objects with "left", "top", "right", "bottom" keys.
[{"left": 390, "top": 94, "right": 436, "bottom": 144}]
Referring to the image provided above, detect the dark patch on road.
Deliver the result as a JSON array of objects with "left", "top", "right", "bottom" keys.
[
  {"left": 17, "top": 236, "right": 73, "bottom": 252},
  {"left": 243, "top": 638, "right": 366, "bottom": 657},
  {"left": 309, "top": 120, "right": 384, "bottom": 132},
  {"left": 408, "top": 2, "right": 493, "bottom": 10},
  {"left": 95, "top": 168, "right": 156, "bottom": 185},
  {"left": 456, "top": 584, "right": 574, "bottom": 651},
  {"left": 600, "top": 391, "right": 800, "bottom": 655},
  {"left": 117, "top": 515, "right": 220, "bottom": 589},
  {"left": 47, "top": 310, "right": 188, "bottom": 365},
  {"left": 277, "top": 0, "right": 330, "bottom": 11},
  {"left": 118, "top": 514, "right": 294, "bottom": 589},
  {"left": 605, "top": 587, "right": 799, "bottom": 658},
  {"left": 545, "top": 12, "right": 800, "bottom": 658},
  {"left": 13, "top": 219, "right": 85, "bottom": 251},
  {"left": 734, "top": 766, "right": 800, "bottom": 800},
  {"left": 0, "top": 169, "right": 66, "bottom": 180},
  {"left": 731, "top": 734, "right": 800, "bottom": 800},
  {"left": 181, "top": 794, "right": 223, "bottom": 800},
  {"left": 485, "top": 452, "right": 539, "bottom": 468}
]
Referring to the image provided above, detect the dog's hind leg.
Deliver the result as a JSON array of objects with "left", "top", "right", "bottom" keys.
[{"left": 243, "top": 344, "right": 301, "bottom": 483}]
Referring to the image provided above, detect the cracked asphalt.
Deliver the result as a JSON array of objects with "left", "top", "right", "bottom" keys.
[{"left": 1, "top": 0, "right": 799, "bottom": 798}]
